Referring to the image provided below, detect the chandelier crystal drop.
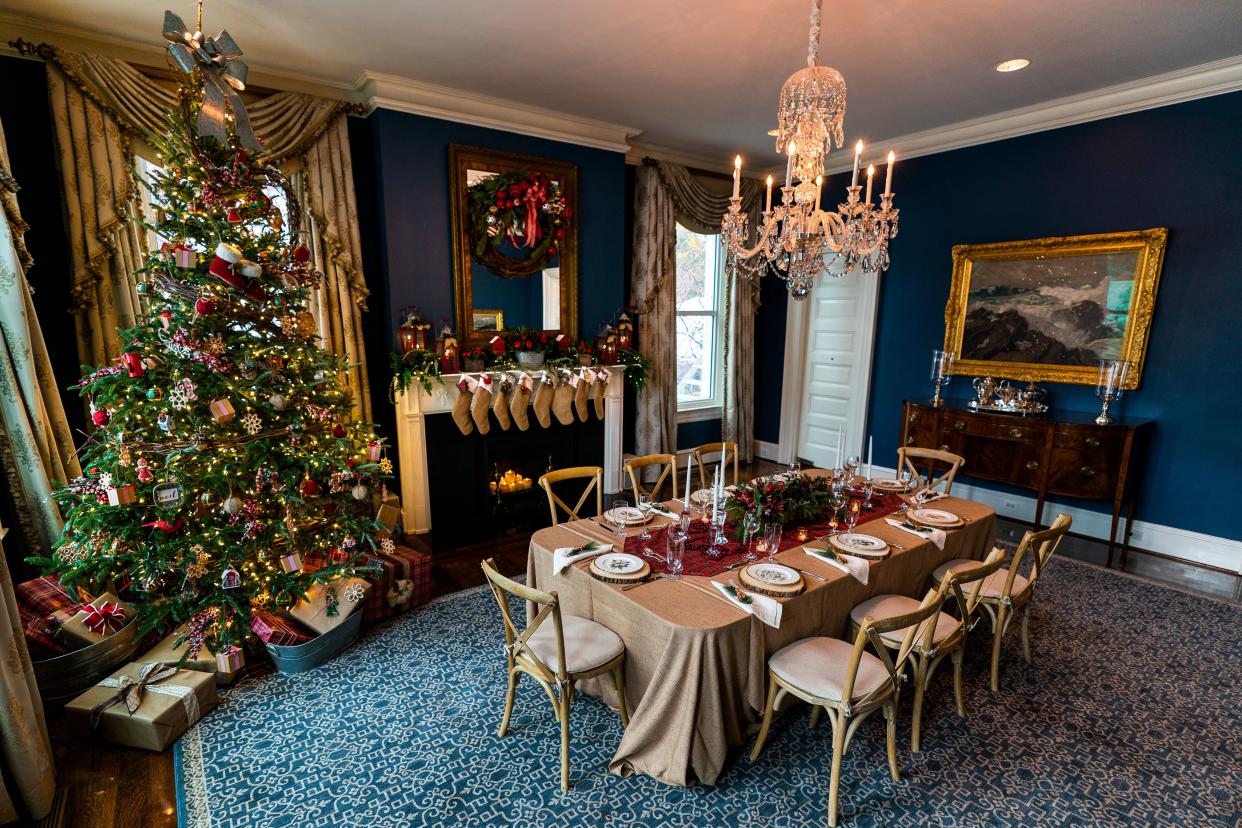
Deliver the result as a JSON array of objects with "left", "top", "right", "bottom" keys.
[{"left": 722, "top": 0, "right": 900, "bottom": 299}]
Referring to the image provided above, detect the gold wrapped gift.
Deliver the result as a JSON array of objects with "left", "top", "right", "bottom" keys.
[
  {"left": 64, "top": 662, "right": 218, "bottom": 751},
  {"left": 142, "top": 625, "right": 239, "bottom": 685},
  {"left": 59, "top": 592, "right": 133, "bottom": 648},
  {"left": 290, "top": 577, "right": 369, "bottom": 635}
]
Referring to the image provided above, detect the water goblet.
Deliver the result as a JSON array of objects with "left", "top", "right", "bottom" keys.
[
  {"left": 763, "top": 523, "right": 783, "bottom": 561},
  {"left": 637, "top": 493, "right": 653, "bottom": 541},
  {"left": 847, "top": 499, "right": 862, "bottom": 531},
  {"left": 609, "top": 499, "right": 630, "bottom": 543},
  {"left": 788, "top": 460, "right": 802, "bottom": 477},
  {"left": 862, "top": 480, "right": 875, "bottom": 509},
  {"left": 845, "top": 456, "right": 860, "bottom": 486},
  {"left": 741, "top": 512, "right": 761, "bottom": 561},
  {"left": 664, "top": 530, "right": 685, "bottom": 579}
]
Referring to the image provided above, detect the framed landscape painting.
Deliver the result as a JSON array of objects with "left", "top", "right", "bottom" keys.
[{"left": 943, "top": 228, "right": 1167, "bottom": 390}]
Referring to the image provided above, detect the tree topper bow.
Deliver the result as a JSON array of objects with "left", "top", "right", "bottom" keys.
[{"left": 162, "top": 9, "right": 261, "bottom": 151}]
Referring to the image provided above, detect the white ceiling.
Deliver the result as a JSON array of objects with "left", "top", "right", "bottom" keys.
[{"left": 6, "top": 0, "right": 1242, "bottom": 167}]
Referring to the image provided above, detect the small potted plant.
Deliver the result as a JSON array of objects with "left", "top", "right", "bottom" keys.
[
  {"left": 462, "top": 346, "right": 489, "bottom": 373},
  {"left": 577, "top": 340, "right": 595, "bottom": 367},
  {"left": 510, "top": 328, "right": 550, "bottom": 369}
]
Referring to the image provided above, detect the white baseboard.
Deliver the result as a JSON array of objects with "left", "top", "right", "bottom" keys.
[
  {"left": 754, "top": 440, "right": 780, "bottom": 462},
  {"left": 869, "top": 466, "right": 1242, "bottom": 574}
]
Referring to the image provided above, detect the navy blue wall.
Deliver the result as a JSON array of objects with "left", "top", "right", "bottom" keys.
[{"left": 755, "top": 91, "right": 1242, "bottom": 539}]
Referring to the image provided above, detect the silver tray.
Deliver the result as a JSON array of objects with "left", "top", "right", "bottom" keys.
[{"left": 967, "top": 400, "right": 1048, "bottom": 417}]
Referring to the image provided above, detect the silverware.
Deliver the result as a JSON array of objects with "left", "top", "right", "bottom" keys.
[{"left": 790, "top": 565, "right": 826, "bottom": 582}]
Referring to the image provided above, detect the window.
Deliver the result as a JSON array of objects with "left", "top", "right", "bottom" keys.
[{"left": 675, "top": 224, "right": 726, "bottom": 414}]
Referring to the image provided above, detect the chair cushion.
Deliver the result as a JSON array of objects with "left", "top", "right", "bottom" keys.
[
  {"left": 526, "top": 614, "right": 625, "bottom": 675},
  {"left": 933, "top": 559, "right": 1029, "bottom": 599},
  {"left": 850, "top": 594, "right": 961, "bottom": 647},
  {"left": 769, "top": 637, "right": 890, "bottom": 703}
]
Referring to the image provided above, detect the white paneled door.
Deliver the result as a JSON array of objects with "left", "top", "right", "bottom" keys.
[{"left": 790, "top": 266, "right": 880, "bottom": 469}]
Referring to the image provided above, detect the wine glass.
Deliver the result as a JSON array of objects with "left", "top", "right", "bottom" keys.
[
  {"left": 827, "top": 496, "right": 842, "bottom": 535},
  {"left": 847, "top": 499, "right": 862, "bottom": 531},
  {"left": 741, "top": 511, "right": 761, "bottom": 561},
  {"left": 636, "top": 493, "right": 653, "bottom": 541},
  {"left": 763, "top": 523, "right": 783, "bottom": 561},
  {"left": 665, "top": 530, "right": 685, "bottom": 579},
  {"left": 845, "top": 455, "right": 860, "bottom": 486},
  {"left": 609, "top": 499, "right": 630, "bottom": 543},
  {"left": 788, "top": 460, "right": 802, "bottom": 477}
]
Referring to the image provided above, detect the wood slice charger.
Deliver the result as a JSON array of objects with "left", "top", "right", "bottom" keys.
[
  {"left": 738, "top": 562, "right": 805, "bottom": 598},
  {"left": 589, "top": 552, "right": 651, "bottom": 585}
]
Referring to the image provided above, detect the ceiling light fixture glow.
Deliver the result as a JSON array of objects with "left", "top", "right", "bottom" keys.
[{"left": 995, "top": 58, "right": 1030, "bottom": 73}]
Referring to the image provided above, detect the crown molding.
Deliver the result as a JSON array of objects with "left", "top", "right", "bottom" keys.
[
  {"left": 625, "top": 140, "right": 778, "bottom": 180},
  {"left": 353, "top": 70, "right": 638, "bottom": 154},
  {"left": 0, "top": 10, "right": 354, "bottom": 98},
  {"left": 824, "top": 54, "right": 1242, "bottom": 173}
]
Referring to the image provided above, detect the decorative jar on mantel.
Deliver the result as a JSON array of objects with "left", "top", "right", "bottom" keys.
[{"left": 517, "top": 350, "right": 545, "bottom": 369}]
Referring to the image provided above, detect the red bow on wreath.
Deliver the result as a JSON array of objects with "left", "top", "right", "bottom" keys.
[
  {"left": 511, "top": 180, "right": 548, "bottom": 250},
  {"left": 83, "top": 602, "right": 127, "bottom": 636}
]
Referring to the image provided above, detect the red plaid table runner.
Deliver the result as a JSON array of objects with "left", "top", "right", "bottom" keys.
[{"left": 623, "top": 492, "right": 907, "bottom": 577}]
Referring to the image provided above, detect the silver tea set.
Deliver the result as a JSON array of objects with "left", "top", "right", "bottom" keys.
[{"left": 967, "top": 377, "right": 1049, "bottom": 416}]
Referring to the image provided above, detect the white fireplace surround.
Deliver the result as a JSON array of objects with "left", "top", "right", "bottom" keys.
[{"left": 392, "top": 366, "right": 627, "bottom": 534}]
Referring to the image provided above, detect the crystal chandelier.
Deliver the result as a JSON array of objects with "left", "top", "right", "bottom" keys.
[{"left": 721, "top": 0, "right": 900, "bottom": 299}]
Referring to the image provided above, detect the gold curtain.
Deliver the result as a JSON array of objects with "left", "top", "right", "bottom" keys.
[
  {"left": 41, "top": 47, "right": 372, "bottom": 417},
  {"left": 652, "top": 161, "right": 763, "bottom": 461},
  {"left": 630, "top": 163, "right": 677, "bottom": 460}
]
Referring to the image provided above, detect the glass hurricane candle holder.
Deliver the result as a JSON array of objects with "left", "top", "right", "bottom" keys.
[
  {"left": 930, "top": 349, "right": 956, "bottom": 408},
  {"left": 1095, "top": 359, "right": 1131, "bottom": 425}
]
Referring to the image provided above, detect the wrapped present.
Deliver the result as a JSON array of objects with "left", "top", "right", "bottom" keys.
[
  {"left": 279, "top": 552, "right": 302, "bottom": 573},
  {"left": 60, "top": 592, "right": 133, "bottom": 648},
  {"left": 300, "top": 547, "right": 351, "bottom": 573},
  {"left": 216, "top": 646, "right": 244, "bottom": 672},
  {"left": 290, "top": 577, "right": 369, "bottom": 635},
  {"left": 373, "top": 488, "right": 402, "bottom": 535},
  {"left": 64, "top": 662, "right": 218, "bottom": 752},
  {"left": 209, "top": 398, "right": 235, "bottom": 422},
  {"left": 142, "top": 625, "right": 239, "bottom": 685},
  {"left": 15, "top": 577, "right": 81, "bottom": 657},
  {"left": 386, "top": 546, "right": 431, "bottom": 609},
  {"left": 250, "top": 610, "right": 315, "bottom": 646},
  {"left": 107, "top": 484, "right": 137, "bottom": 506}
]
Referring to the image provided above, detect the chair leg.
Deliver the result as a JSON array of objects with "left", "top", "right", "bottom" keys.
[
  {"left": 498, "top": 667, "right": 520, "bottom": 737},
  {"left": 750, "top": 678, "right": 779, "bottom": 761},
  {"left": 952, "top": 648, "right": 966, "bottom": 717},
  {"left": 990, "top": 605, "right": 1008, "bottom": 693},
  {"left": 1020, "top": 606, "right": 1032, "bottom": 664},
  {"left": 810, "top": 705, "right": 822, "bottom": 727},
  {"left": 610, "top": 663, "right": 630, "bottom": 727},
  {"left": 827, "top": 712, "right": 848, "bottom": 828},
  {"left": 558, "top": 688, "right": 572, "bottom": 792},
  {"left": 883, "top": 701, "right": 900, "bottom": 782},
  {"left": 910, "top": 656, "right": 928, "bottom": 753}
]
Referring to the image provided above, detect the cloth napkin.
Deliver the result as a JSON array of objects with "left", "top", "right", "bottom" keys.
[
  {"left": 552, "top": 542, "right": 613, "bottom": 575},
  {"left": 711, "top": 581, "right": 782, "bottom": 628},
  {"left": 912, "top": 490, "right": 949, "bottom": 504},
  {"left": 885, "top": 518, "right": 946, "bottom": 550},
  {"left": 650, "top": 505, "right": 681, "bottom": 520},
  {"left": 804, "top": 546, "right": 870, "bottom": 585}
]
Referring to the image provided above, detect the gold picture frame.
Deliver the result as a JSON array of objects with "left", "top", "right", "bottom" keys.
[
  {"left": 471, "top": 309, "right": 504, "bottom": 333},
  {"left": 943, "top": 228, "right": 1167, "bottom": 390}
]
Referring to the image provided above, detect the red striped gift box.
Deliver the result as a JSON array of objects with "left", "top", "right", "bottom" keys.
[
  {"left": 15, "top": 576, "right": 85, "bottom": 658},
  {"left": 249, "top": 610, "right": 315, "bottom": 646}
]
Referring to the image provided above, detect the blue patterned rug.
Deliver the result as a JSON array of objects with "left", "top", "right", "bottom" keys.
[{"left": 175, "top": 558, "right": 1241, "bottom": 827}]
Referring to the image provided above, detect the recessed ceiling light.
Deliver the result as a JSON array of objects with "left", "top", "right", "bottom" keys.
[{"left": 995, "top": 58, "right": 1030, "bottom": 73}]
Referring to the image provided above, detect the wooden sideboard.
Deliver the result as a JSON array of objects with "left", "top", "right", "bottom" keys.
[{"left": 901, "top": 401, "right": 1153, "bottom": 567}]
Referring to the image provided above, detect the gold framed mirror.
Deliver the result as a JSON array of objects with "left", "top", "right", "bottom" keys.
[
  {"left": 943, "top": 228, "right": 1167, "bottom": 390},
  {"left": 449, "top": 145, "right": 578, "bottom": 347}
]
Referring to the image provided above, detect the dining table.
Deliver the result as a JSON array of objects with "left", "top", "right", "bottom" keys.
[{"left": 524, "top": 470, "right": 997, "bottom": 787}]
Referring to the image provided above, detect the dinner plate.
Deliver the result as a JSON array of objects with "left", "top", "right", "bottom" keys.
[
  {"left": 828, "top": 533, "right": 890, "bottom": 559},
  {"left": 689, "top": 488, "right": 715, "bottom": 506},
  {"left": 871, "top": 478, "right": 911, "bottom": 491},
  {"left": 909, "top": 508, "right": 963, "bottom": 527},
  {"left": 591, "top": 552, "right": 645, "bottom": 575},
  {"left": 745, "top": 562, "right": 800, "bottom": 586},
  {"left": 605, "top": 506, "right": 651, "bottom": 526}
]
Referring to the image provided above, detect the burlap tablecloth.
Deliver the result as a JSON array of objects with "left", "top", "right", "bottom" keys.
[{"left": 526, "top": 489, "right": 996, "bottom": 786}]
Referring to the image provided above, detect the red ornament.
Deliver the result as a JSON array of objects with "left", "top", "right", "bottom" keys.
[
  {"left": 227, "top": 207, "right": 242, "bottom": 224},
  {"left": 332, "top": 423, "right": 347, "bottom": 438},
  {"left": 236, "top": 150, "right": 249, "bottom": 164},
  {"left": 300, "top": 477, "right": 321, "bottom": 497},
  {"left": 209, "top": 243, "right": 247, "bottom": 291},
  {"left": 548, "top": 245, "right": 558, "bottom": 257},
  {"left": 142, "top": 519, "right": 184, "bottom": 535},
  {"left": 489, "top": 335, "right": 506, "bottom": 355},
  {"left": 91, "top": 407, "right": 110, "bottom": 426},
  {"left": 195, "top": 297, "right": 216, "bottom": 316},
  {"left": 292, "top": 245, "right": 312, "bottom": 263},
  {"left": 121, "top": 352, "right": 144, "bottom": 378}
]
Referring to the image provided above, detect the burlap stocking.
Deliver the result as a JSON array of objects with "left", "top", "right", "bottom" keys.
[
  {"left": 552, "top": 373, "right": 576, "bottom": 426},
  {"left": 532, "top": 377, "right": 554, "bottom": 428},
  {"left": 573, "top": 370, "right": 591, "bottom": 422},
  {"left": 593, "top": 368, "right": 609, "bottom": 419},
  {"left": 451, "top": 378, "right": 474, "bottom": 436},
  {"left": 470, "top": 375, "right": 493, "bottom": 435},
  {"left": 509, "top": 373, "right": 532, "bottom": 431},
  {"left": 492, "top": 380, "right": 512, "bottom": 431}
]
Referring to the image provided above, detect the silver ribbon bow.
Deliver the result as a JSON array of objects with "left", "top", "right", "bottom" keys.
[{"left": 162, "top": 9, "right": 261, "bottom": 151}]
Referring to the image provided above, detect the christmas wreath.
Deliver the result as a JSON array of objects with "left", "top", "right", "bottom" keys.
[{"left": 468, "top": 170, "right": 569, "bottom": 277}]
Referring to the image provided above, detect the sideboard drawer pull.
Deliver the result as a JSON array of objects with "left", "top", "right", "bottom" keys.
[
  {"left": 1025, "top": 460, "right": 1039, "bottom": 471},
  {"left": 905, "top": 436, "right": 915, "bottom": 445},
  {"left": 1009, "top": 427, "right": 1024, "bottom": 439},
  {"left": 939, "top": 444, "right": 950, "bottom": 452},
  {"left": 1080, "top": 466, "right": 1096, "bottom": 477},
  {"left": 1085, "top": 437, "right": 1100, "bottom": 448},
  {"left": 909, "top": 411, "right": 919, "bottom": 423},
  {"left": 954, "top": 420, "right": 966, "bottom": 431}
]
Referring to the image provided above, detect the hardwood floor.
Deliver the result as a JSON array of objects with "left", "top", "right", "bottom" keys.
[{"left": 32, "top": 457, "right": 1238, "bottom": 827}]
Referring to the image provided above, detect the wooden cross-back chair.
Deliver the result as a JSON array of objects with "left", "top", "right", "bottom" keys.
[
  {"left": 848, "top": 547, "right": 1006, "bottom": 752},
  {"left": 480, "top": 558, "right": 628, "bottom": 791},
  {"left": 750, "top": 588, "right": 945, "bottom": 827},
  {"left": 897, "top": 446, "right": 965, "bottom": 494},
  {"left": 691, "top": 442, "right": 739, "bottom": 491},
  {"left": 932, "top": 513, "right": 1072, "bottom": 692},
  {"left": 538, "top": 466, "right": 603, "bottom": 525},
  {"left": 624, "top": 454, "right": 678, "bottom": 503}
]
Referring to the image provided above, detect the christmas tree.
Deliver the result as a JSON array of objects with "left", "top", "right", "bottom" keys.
[{"left": 32, "top": 62, "right": 388, "bottom": 655}]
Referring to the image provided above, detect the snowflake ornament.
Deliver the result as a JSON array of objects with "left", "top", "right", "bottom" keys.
[
  {"left": 342, "top": 582, "right": 367, "bottom": 604},
  {"left": 241, "top": 412, "right": 262, "bottom": 435},
  {"left": 169, "top": 385, "right": 191, "bottom": 410},
  {"left": 203, "top": 336, "right": 226, "bottom": 356},
  {"left": 379, "top": 536, "right": 395, "bottom": 554},
  {"left": 379, "top": 457, "right": 393, "bottom": 474}
]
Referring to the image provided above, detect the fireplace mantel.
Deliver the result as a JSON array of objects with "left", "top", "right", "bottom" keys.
[{"left": 392, "top": 366, "right": 627, "bottom": 535}]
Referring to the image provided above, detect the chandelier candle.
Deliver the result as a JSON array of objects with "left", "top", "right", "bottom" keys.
[
  {"left": 733, "top": 155, "right": 741, "bottom": 198},
  {"left": 885, "top": 151, "right": 896, "bottom": 196},
  {"left": 765, "top": 175, "right": 774, "bottom": 212},
  {"left": 852, "top": 140, "right": 863, "bottom": 187},
  {"left": 866, "top": 164, "right": 875, "bottom": 204}
]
